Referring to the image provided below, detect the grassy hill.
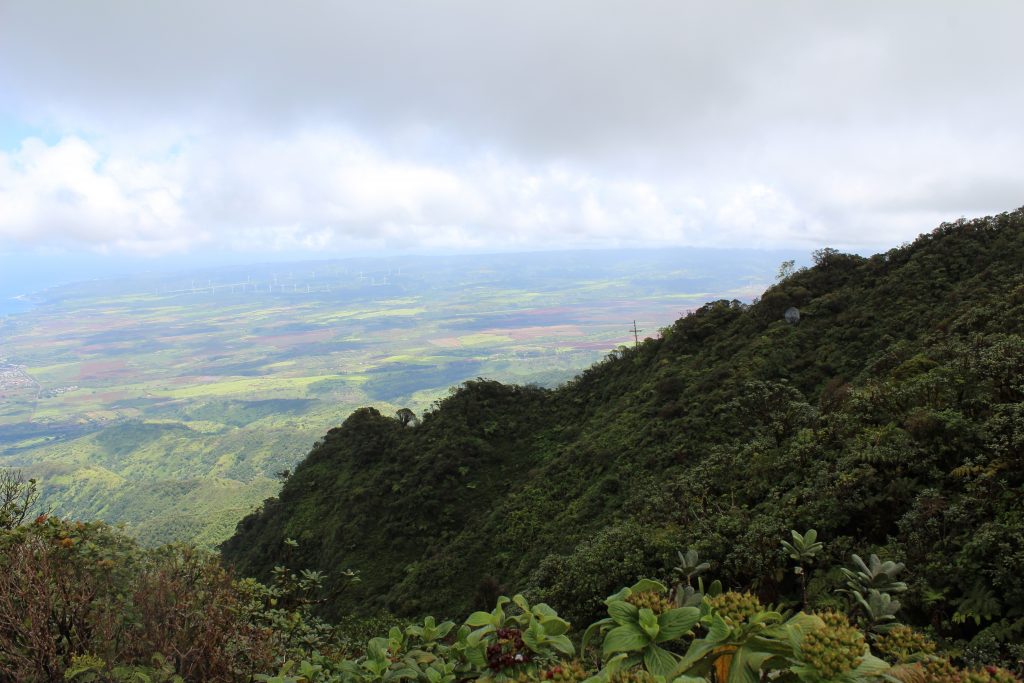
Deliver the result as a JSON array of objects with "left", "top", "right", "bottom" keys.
[{"left": 221, "top": 208, "right": 1024, "bottom": 664}]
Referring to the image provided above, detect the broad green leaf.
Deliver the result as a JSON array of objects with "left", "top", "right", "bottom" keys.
[
  {"left": 656, "top": 607, "right": 701, "bottom": 642},
  {"left": 464, "top": 644, "right": 486, "bottom": 668},
  {"left": 850, "top": 653, "right": 890, "bottom": 678},
  {"left": 542, "top": 616, "right": 571, "bottom": 636},
  {"left": 744, "top": 633, "right": 795, "bottom": 658},
  {"left": 675, "top": 638, "right": 719, "bottom": 674},
  {"left": 604, "top": 653, "right": 630, "bottom": 675},
  {"left": 532, "top": 603, "right": 558, "bottom": 618},
  {"left": 639, "top": 608, "right": 660, "bottom": 640},
  {"left": 549, "top": 634, "right": 576, "bottom": 656},
  {"left": 363, "top": 659, "right": 386, "bottom": 676},
  {"left": 603, "top": 623, "right": 650, "bottom": 656},
  {"left": 727, "top": 647, "right": 773, "bottom": 683},
  {"left": 608, "top": 600, "right": 640, "bottom": 626},
  {"left": 339, "top": 661, "right": 362, "bottom": 676},
  {"left": 787, "top": 664, "right": 817, "bottom": 682},
  {"left": 368, "top": 637, "right": 389, "bottom": 661},
  {"left": 644, "top": 644, "right": 680, "bottom": 678},
  {"left": 466, "top": 611, "right": 492, "bottom": 627},
  {"left": 523, "top": 623, "right": 543, "bottom": 652},
  {"left": 706, "top": 614, "right": 730, "bottom": 643},
  {"left": 582, "top": 617, "right": 614, "bottom": 652},
  {"left": 747, "top": 610, "right": 783, "bottom": 627},
  {"left": 631, "top": 579, "right": 668, "bottom": 594}
]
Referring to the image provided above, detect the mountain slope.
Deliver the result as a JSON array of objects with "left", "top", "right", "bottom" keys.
[{"left": 222, "top": 209, "right": 1024, "bottom": 655}]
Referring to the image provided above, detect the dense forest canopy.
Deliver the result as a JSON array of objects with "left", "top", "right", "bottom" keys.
[{"left": 221, "top": 209, "right": 1024, "bottom": 669}]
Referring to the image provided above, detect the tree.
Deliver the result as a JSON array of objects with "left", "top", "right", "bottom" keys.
[
  {"left": 0, "top": 469, "right": 40, "bottom": 530},
  {"left": 812, "top": 247, "right": 842, "bottom": 266},
  {"left": 396, "top": 408, "right": 419, "bottom": 427}
]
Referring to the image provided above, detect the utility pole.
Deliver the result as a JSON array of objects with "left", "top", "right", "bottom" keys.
[{"left": 632, "top": 321, "right": 642, "bottom": 349}]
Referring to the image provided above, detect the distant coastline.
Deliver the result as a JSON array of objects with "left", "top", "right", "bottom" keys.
[{"left": 0, "top": 295, "right": 35, "bottom": 317}]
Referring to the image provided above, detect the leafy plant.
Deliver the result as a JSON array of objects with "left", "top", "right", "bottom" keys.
[
  {"left": 673, "top": 591, "right": 793, "bottom": 683},
  {"left": 463, "top": 594, "right": 575, "bottom": 679},
  {"left": 786, "top": 612, "right": 890, "bottom": 683},
  {"left": 837, "top": 554, "right": 907, "bottom": 633},
  {"left": 672, "top": 550, "right": 713, "bottom": 609},
  {"left": 583, "top": 579, "right": 701, "bottom": 678},
  {"left": 781, "top": 529, "right": 824, "bottom": 609},
  {"left": 839, "top": 554, "right": 908, "bottom": 597},
  {"left": 673, "top": 549, "right": 711, "bottom": 589}
]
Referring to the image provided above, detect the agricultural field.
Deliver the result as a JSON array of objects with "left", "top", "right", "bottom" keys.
[{"left": 0, "top": 248, "right": 789, "bottom": 545}]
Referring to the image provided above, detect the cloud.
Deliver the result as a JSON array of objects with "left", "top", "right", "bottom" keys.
[
  {"left": 0, "top": 137, "right": 196, "bottom": 253},
  {"left": 2, "top": 130, "right": 830, "bottom": 255},
  {"left": 0, "top": 1, "right": 1021, "bottom": 255}
]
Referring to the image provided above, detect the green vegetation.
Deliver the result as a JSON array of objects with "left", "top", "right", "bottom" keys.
[
  {"left": 0, "top": 250, "right": 782, "bottom": 546},
  {"left": 221, "top": 209, "right": 1024, "bottom": 669},
  {"left": 2, "top": 210, "right": 1024, "bottom": 680},
  {"left": 1, "top": 490, "right": 1017, "bottom": 681}
]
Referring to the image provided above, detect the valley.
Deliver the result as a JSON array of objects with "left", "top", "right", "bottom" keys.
[{"left": 0, "top": 248, "right": 788, "bottom": 545}]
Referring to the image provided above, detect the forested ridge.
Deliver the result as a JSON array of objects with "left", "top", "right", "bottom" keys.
[
  {"left": 4, "top": 208, "right": 1024, "bottom": 681},
  {"left": 221, "top": 208, "right": 1024, "bottom": 666}
]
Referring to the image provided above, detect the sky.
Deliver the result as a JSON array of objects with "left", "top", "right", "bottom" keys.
[{"left": 0, "top": 1, "right": 1022, "bottom": 266}]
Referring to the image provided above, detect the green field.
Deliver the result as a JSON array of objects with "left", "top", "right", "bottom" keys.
[{"left": 0, "top": 249, "right": 787, "bottom": 545}]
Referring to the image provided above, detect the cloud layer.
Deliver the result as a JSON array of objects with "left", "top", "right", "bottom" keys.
[{"left": 0, "top": 1, "right": 1021, "bottom": 255}]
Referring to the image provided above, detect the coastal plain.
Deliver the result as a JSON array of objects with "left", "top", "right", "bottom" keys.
[{"left": 0, "top": 249, "right": 784, "bottom": 544}]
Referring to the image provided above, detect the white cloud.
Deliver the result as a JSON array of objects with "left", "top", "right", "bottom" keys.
[
  {"left": 0, "top": 137, "right": 196, "bottom": 254},
  {"left": 2, "top": 126, "right": 1018, "bottom": 256},
  {"left": 0, "top": 1, "right": 1021, "bottom": 256}
]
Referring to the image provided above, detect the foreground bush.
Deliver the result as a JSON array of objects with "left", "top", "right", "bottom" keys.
[
  {"left": 2, "top": 506, "right": 1020, "bottom": 682},
  {"left": 0, "top": 516, "right": 346, "bottom": 681},
  {"left": 262, "top": 577, "right": 1021, "bottom": 683}
]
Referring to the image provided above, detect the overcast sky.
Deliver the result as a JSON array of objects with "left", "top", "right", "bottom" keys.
[{"left": 0, "top": 1, "right": 1021, "bottom": 260}]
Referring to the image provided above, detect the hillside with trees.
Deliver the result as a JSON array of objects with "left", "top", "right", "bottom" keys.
[
  {"left": 2, "top": 470, "right": 1021, "bottom": 681},
  {"left": 222, "top": 208, "right": 1024, "bottom": 668},
  {"left": 4, "top": 209, "right": 1024, "bottom": 681}
]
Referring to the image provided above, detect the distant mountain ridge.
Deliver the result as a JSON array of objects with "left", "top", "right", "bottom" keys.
[{"left": 221, "top": 208, "right": 1024, "bottom": 662}]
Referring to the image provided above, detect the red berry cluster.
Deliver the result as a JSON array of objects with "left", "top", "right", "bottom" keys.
[
  {"left": 539, "top": 660, "right": 589, "bottom": 683},
  {"left": 486, "top": 627, "right": 531, "bottom": 672}
]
